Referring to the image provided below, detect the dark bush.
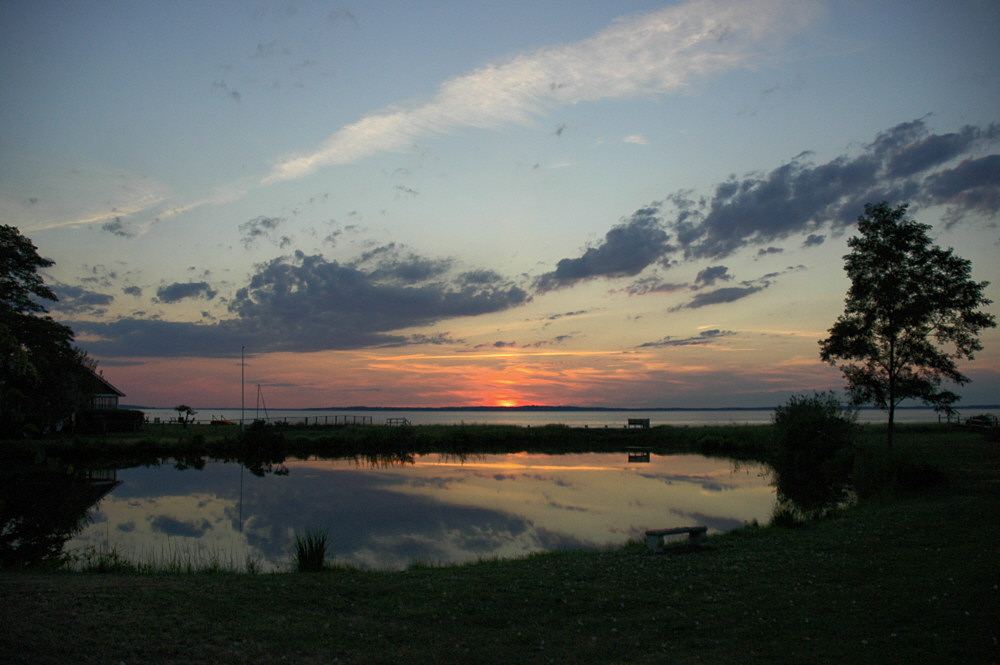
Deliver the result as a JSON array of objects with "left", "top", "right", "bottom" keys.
[
  {"left": 236, "top": 420, "right": 290, "bottom": 476},
  {"left": 74, "top": 409, "right": 145, "bottom": 434},
  {"left": 772, "top": 392, "right": 857, "bottom": 510},
  {"left": 240, "top": 420, "right": 285, "bottom": 447}
]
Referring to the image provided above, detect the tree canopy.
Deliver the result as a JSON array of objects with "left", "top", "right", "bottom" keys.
[
  {"left": 819, "top": 202, "right": 996, "bottom": 449},
  {"left": 1, "top": 225, "right": 96, "bottom": 437}
]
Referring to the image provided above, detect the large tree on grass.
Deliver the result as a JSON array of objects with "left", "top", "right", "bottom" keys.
[
  {"left": 1, "top": 225, "right": 96, "bottom": 437},
  {"left": 819, "top": 202, "right": 996, "bottom": 450}
]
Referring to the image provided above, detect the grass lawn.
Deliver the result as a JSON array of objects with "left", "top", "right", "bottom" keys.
[{"left": 1, "top": 425, "right": 998, "bottom": 664}]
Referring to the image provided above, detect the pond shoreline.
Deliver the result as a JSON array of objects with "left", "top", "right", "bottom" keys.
[{"left": 4, "top": 421, "right": 778, "bottom": 469}]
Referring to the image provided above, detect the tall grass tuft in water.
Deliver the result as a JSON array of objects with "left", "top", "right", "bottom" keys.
[{"left": 293, "top": 529, "right": 329, "bottom": 572}]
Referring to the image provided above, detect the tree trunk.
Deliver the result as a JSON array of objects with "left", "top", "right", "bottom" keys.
[
  {"left": 887, "top": 401, "right": 895, "bottom": 453},
  {"left": 887, "top": 336, "right": 896, "bottom": 453}
]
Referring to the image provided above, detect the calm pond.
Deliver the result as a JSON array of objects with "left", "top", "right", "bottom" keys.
[{"left": 66, "top": 452, "right": 775, "bottom": 571}]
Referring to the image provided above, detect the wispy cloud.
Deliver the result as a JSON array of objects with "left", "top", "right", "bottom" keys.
[
  {"left": 101, "top": 217, "right": 136, "bottom": 238},
  {"left": 674, "top": 284, "right": 766, "bottom": 310},
  {"left": 1, "top": 164, "right": 169, "bottom": 233},
  {"left": 669, "top": 266, "right": 803, "bottom": 311},
  {"left": 15, "top": 0, "right": 816, "bottom": 234},
  {"left": 239, "top": 215, "right": 287, "bottom": 249},
  {"left": 2, "top": 163, "right": 256, "bottom": 237},
  {"left": 263, "top": 0, "right": 820, "bottom": 183},
  {"left": 638, "top": 328, "right": 736, "bottom": 348}
]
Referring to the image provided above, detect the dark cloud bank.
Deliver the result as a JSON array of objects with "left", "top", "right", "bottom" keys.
[
  {"left": 72, "top": 245, "right": 528, "bottom": 357},
  {"left": 66, "top": 118, "right": 998, "bottom": 358},
  {"left": 535, "top": 118, "right": 998, "bottom": 293}
]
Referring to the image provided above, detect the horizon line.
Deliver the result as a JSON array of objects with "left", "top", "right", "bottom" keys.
[{"left": 121, "top": 403, "right": 1000, "bottom": 412}]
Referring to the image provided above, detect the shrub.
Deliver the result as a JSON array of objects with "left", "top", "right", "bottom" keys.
[
  {"left": 772, "top": 392, "right": 857, "bottom": 510},
  {"left": 238, "top": 421, "right": 289, "bottom": 476},
  {"left": 294, "top": 529, "right": 329, "bottom": 572},
  {"left": 240, "top": 420, "right": 285, "bottom": 448},
  {"left": 769, "top": 503, "right": 802, "bottom": 529}
]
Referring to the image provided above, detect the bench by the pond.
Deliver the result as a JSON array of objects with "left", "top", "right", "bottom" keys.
[
  {"left": 965, "top": 414, "right": 998, "bottom": 429},
  {"left": 645, "top": 526, "right": 708, "bottom": 552},
  {"left": 385, "top": 418, "right": 411, "bottom": 426},
  {"left": 627, "top": 418, "right": 650, "bottom": 429}
]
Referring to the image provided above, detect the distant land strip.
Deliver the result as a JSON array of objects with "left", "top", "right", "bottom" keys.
[{"left": 121, "top": 404, "right": 1000, "bottom": 412}]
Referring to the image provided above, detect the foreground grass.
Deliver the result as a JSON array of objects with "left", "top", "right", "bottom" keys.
[{"left": 1, "top": 426, "right": 998, "bottom": 664}]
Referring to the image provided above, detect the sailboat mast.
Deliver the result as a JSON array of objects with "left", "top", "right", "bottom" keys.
[{"left": 256, "top": 383, "right": 270, "bottom": 422}]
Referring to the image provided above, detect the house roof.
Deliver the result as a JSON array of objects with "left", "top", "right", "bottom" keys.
[{"left": 85, "top": 370, "right": 125, "bottom": 397}]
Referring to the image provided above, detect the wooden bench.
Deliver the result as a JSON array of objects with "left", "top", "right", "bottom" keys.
[
  {"left": 645, "top": 526, "right": 707, "bottom": 552},
  {"left": 627, "top": 418, "right": 650, "bottom": 429},
  {"left": 966, "top": 414, "right": 998, "bottom": 429}
]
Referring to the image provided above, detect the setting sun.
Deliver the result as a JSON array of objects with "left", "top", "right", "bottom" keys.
[{"left": 489, "top": 396, "right": 522, "bottom": 408}]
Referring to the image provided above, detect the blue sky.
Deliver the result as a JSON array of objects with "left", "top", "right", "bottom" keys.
[{"left": 2, "top": 0, "right": 998, "bottom": 408}]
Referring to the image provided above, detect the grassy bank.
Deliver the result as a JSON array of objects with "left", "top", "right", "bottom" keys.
[{"left": 1, "top": 425, "right": 998, "bottom": 664}]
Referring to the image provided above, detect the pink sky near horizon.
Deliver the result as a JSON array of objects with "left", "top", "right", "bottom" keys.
[{"left": 98, "top": 343, "right": 887, "bottom": 410}]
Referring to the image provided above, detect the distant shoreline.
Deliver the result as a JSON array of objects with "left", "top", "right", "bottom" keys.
[{"left": 121, "top": 404, "right": 1000, "bottom": 412}]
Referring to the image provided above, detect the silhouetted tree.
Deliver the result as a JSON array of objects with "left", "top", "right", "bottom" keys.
[
  {"left": 1, "top": 225, "right": 96, "bottom": 437},
  {"left": 819, "top": 203, "right": 996, "bottom": 450},
  {"left": 0, "top": 464, "right": 117, "bottom": 567}
]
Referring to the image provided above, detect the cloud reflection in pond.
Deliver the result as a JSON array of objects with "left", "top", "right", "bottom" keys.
[
  {"left": 149, "top": 515, "right": 212, "bottom": 538},
  {"left": 69, "top": 452, "right": 774, "bottom": 571}
]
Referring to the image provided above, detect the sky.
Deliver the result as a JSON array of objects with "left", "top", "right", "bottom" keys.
[{"left": 2, "top": 0, "right": 998, "bottom": 409}]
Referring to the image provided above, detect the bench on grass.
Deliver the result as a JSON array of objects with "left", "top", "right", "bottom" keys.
[
  {"left": 645, "top": 526, "right": 708, "bottom": 552},
  {"left": 966, "top": 414, "right": 998, "bottom": 429},
  {"left": 627, "top": 418, "right": 650, "bottom": 429}
]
